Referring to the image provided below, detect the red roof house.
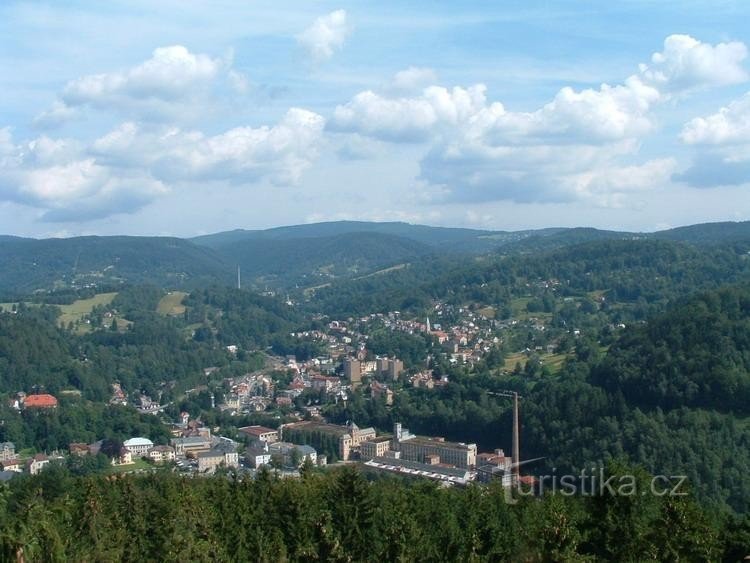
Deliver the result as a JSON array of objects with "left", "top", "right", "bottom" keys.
[{"left": 24, "top": 394, "right": 58, "bottom": 409}]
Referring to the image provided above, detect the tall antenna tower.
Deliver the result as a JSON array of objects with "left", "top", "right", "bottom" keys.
[{"left": 237, "top": 265, "right": 241, "bottom": 290}]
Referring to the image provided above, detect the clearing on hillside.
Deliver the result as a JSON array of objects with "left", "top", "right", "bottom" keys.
[
  {"left": 58, "top": 292, "right": 118, "bottom": 327},
  {"left": 157, "top": 291, "right": 188, "bottom": 316}
]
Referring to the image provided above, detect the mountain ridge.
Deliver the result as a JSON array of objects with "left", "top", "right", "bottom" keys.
[{"left": 1, "top": 220, "right": 749, "bottom": 296}]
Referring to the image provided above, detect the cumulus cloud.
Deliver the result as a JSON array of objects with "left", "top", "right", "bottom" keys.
[
  {"left": 93, "top": 108, "right": 325, "bottom": 186},
  {"left": 297, "top": 10, "right": 350, "bottom": 62},
  {"left": 35, "top": 45, "right": 237, "bottom": 124},
  {"left": 678, "top": 91, "right": 750, "bottom": 188},
  {"left": 331, "top": 34, "right": 747, "bottom": 205},
  {"left": 0, "top": 129, "right": 166, "bottom": 221},
  {"left": 0, "top": 109, "right": 325, "bottom": 221},
  {"left": 331, "top": 78, "right": 660, "bottom": 147},
  {"left": 639, "top": 34, "right": 748, "bottom": 94},
  {"left": 681, "top": 92, "right": 750, "bottom": 145}
]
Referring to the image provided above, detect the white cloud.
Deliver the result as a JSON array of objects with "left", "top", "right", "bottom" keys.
[
  {"left": 93, "top": 108, "right": 325, "bottom": 186},
  {"left": 332, "top": 77, "right": 659, "bottom": 145},
  {"left": 297, "top": 10, "right": 350, "bottom": 62},
  {"left": 388, "top": 67, "right": 438, "bottom": 94},
  {"left": 678, "top": 91, "right": 750, "bottom": 188},
  {"left": 0, "top": 109, "right": 325, "bottom": 221},
  {"left": 36, "top": 45, "right": 237, "bottom": 123},
  {"left": 63, "top": 45, "right": 222, "bottom": 104},
  {"left": 0, "top": 129, "right": 166, "bottom": 221},
  {"left": 331, "top": 85, "right": 493, "bottom": 142},
  {"left": 32, "top": 102, "right": 79, "bottom": 129},
  {"left": 331, "top": 34, "right": 747, "bottom": 205},
  {"left": 330, "top": 79, "right": 661, "bottom": 204},
  {"left": 152, "top": 108, "right": 326, "bottom": 186},
  {"left": 640, "top": 34, "right": 748, "bottom": 94},
  {"left": 681, "top": 91, "right": 750, "bottom": 145}
]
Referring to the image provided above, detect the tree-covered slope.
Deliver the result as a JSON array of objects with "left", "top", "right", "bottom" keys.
[
  {"left": 191, "top": 220, "right": 500, "bottom": 250},
  {"left": 215, "top": 231, "right": 437, "bottom": 287},
  {"left": 654, "top": 220, "right": 750, "bottom": 245},
  {"left": 307, "top": 238, "right": 750, "bottom": 316},
  {"left": 592, "top": 284, "right": 750, "bottom": 412},
  {"left": 0, "top": 236, "right": 232, "bottom": 295}
]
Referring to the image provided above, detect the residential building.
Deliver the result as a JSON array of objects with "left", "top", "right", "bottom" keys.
[
  {"left": 23, "top": 394, "right": 58, "bottom": 409},
  {"left": 370, "top": 381, "right": 394, "bottom": 405},
  {"left": 377, "top": 357, "right": 404, "bottom": 380},
  {"left": 343, "top": 357, "right": 361, "bottom": 388},
  {"left": 246, "top": 441, "right": 272, "bottom": 468},
  {"left": 0, "top": 459, "right": 21, "bottom": 472},
  {"left": 0, "top": 442, "right": 15, "bottom": 461},
  {"left": 275, "top": 396, "right": 293, "bottom": 407},
  {"left": 172, "top": 436, "right": 213, "bottom": 457},
  {"left": 310, "top": 375, "right": 340, "bottom": 393},
  {"left": 112, "top": 448, "right": 133, "bottom": 466},
  {"left": 123, "top": 437, "right": 154, "bottom": 457},
  {"left": 68, "top": 443, "right": 91, "bottom": 457},
  {"left": 238, "top": 425, "right": 279, "bottom": 444},
  {"left": 268, "top": 442, "right": 317, "bottom": 468},
  {"left": 197, "top": 450, "right": 239, "bottom": 473},
  {"left": 148, "top": 445, "right": 176, "bottom": 463},
  {"left": 411, "top": 371, "right": 435, "bottom": 389},
  {"left": 26, "top": 454, "right": 50, "bottom": 475}
]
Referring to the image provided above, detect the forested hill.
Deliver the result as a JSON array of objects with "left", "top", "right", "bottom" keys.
[
  {"left": 0, "top": 236, "right": 232, "bottom": 297},
  {"left": 517, "top": 283, "right": 750, "bottom": 513},
  {"left": 191, "top": 220, "right": 504, "bottom": 250},
  {"left": 1, "top": 220, "right": 749, "bottom": 296},
  {"left": 307, "top": 237, "right": 750, "bottom": 316},
  {"left": 212, "top": 232, "right": 437, "bottom": 288},
  {"left": 654, "top": 221, "right": 750, "bottom": 245},
  {"left": 592, "top": 284, "right": 750, "bottom": 412}
]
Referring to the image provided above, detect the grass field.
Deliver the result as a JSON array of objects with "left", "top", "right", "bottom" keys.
[
  {"left": 477, "top": 306, "right": 496, "bottom": 319},
  {"left": 508, "top": 297, "right": 554, "bottom": 321},
  {"left": 157, "top": 291, "right": 188, "bottom": 316},
  {"left": 108, "top": 458, "right": 153, "bottom": 474},
  {"left": 503, "top": 351, "right": 568, "bottom": 374},
  {"left": 57, "top": 292, "right": 118, "bottom": 327}
]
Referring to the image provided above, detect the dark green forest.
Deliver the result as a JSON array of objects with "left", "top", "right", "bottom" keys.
[{"left": 1, "top": 464, "right": 746, "bottom": 562}]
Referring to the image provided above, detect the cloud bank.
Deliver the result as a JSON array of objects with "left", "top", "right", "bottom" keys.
[
  {"left": 330, "top": 35, "right": 748, "bottom": 206},
  {"left": 0, "top": 108, "right": 324, "bottom": 221},
  {"left": 35, "top": 45, "right": 241, "bottom": 125}
]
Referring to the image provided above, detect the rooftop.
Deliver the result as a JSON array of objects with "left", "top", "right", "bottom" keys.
[
  {"left": 171, "top": 436, "right": 212, "bottom": 445},
  {"left": 24, "top": 394, "right": 58, "bottom": 408},
  {"left": 401, "top": 436, "right": 476, "bottom": 450},
  {"left": 238, "top": 425, "right": 277, "bottom": 437},
  {"left": 197, "top": 450, "right": 224, "bottom": 459},
  {"left": 124, "top": 437, "right": 154, "bottom": 447}
]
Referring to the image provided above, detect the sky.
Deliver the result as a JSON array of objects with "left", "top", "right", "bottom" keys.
[{"left": 2, "top": 1, "right": 750, "bottom": 237}]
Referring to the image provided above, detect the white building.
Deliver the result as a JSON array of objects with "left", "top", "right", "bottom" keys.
[
  {"left": 123, "top": 437, "right": 154, "bottom": 457},
  {"left": 148, "top": 445, "right": 176, "bottom": 463}
]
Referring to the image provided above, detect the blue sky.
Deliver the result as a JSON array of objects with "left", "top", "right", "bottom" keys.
[{"left": 2, "top": 1, "right": 750, "bottom": 237}]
